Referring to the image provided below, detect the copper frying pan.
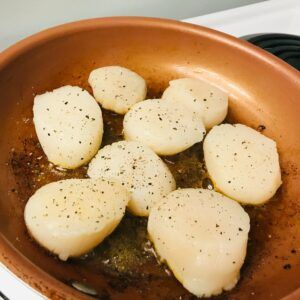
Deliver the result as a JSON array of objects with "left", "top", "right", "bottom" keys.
[{"left": 0, "top": 17, "right": 300, "bottom": 300}]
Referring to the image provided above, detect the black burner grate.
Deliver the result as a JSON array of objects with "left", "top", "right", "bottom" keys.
[
  {"left": 0, "top": 291, "right": 9, "bottom": 300},
  {"left": 242, "top": 33, "right": 300, "bottom": 70}
]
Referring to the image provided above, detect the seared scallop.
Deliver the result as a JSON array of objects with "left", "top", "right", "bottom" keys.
[
  {"left": 24, "top": 179, "right": 130, "bottom": 261},
  {"left": 33, "top": 85, "right": 103, "bottom": 169},
  {"left": 204, "top": 124, "right": 282, "bottom": 204},
  {"left": 88, "top": 66, "right": 147, "bottom": 114},
  {"left": 87, "top": 140, "right": 176, "bottom": 216},
  {"left": 123, "top": 99, "right": 205, "bottom": 155},
  {"left": 162, "top": 78, "right": 228, "bottom": 129},
  {"left": 148, "top": 188, "right": 250, "bottom": 297}
]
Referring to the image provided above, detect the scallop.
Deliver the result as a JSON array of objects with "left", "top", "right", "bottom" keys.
[
  {"left": 24, "top": 178, "right": 130, "bottom": 261},
  {"left": 162, "top": 78, "right": 228, "bottom": 129},
  {"left": 204, "top": 124, "right": 282, "bottom": 204},
  {"left": 87, "top": 140, "right": 176, "bottom": 216},
  {"left": 148, "top": 188, "right": 250, "bottom": 297},
  {"left": 33, "top": 85, "right": 103, "bottom": 169},
  {"left": 88, "top": 66, "right": 147, "bottom": 114},
  {"left": 123, "top": 99, "right": 205, "bottom": 155}
]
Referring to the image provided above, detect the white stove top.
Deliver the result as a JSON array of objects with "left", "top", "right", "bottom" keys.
[
  {"left": 185, "top": 0, "right": 300, "bottom": 37},
  {"left": 1, "top": 0, "right": 299, "bottom": 299}
]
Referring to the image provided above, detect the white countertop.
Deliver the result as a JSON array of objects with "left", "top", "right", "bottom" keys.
[{"left": 1, "top": 0, "right": 299, "bottom": 299}]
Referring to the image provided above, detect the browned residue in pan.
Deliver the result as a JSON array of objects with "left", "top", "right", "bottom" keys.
[{"left": 8, "top": 99, "right": 291, "bottom": 300}]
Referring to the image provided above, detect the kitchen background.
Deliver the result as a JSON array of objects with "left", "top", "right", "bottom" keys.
[{"left": 0, "top": 0, "right": 265, "bottom": 51}]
